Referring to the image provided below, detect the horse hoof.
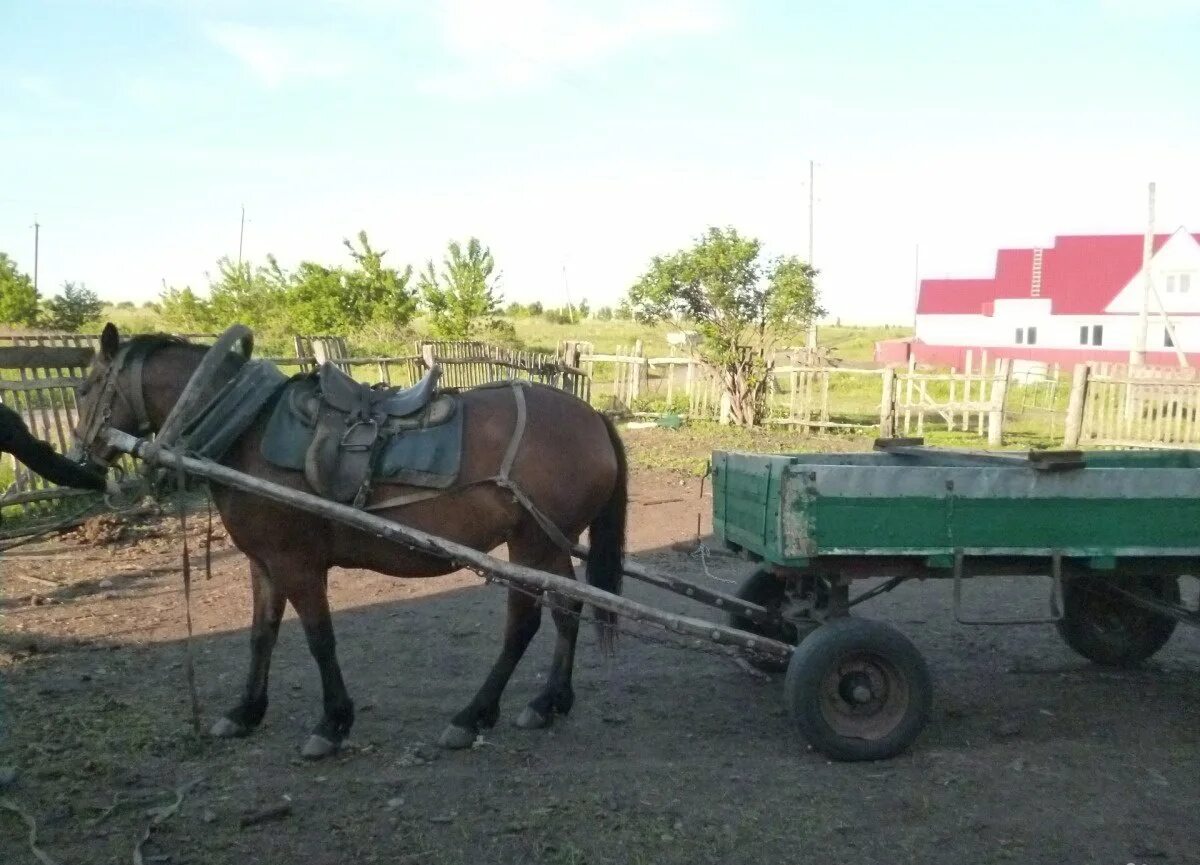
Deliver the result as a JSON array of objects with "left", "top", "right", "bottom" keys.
[
  {"left": 437, "top": 724, "right": 476, "bottom": 750},
  {"left": 514, "top": 706, "right": 550, "bottom": 730},
  {"left": 210, "top": 717, "right": 248, "bottom": 739},
  {"left": 301, "top": 734, "right": 339, "bottom": 760}
]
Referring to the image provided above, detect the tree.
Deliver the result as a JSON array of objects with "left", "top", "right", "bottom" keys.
[
  {"left": 596, "top": 306, "right": 614, "bottom": 321},
  {"left": 202, "top": 256, "right": 287, "bottom": 331},
  {"left": 527, "top": 301, "right": 543, "bottom": 316},
  {"left": 614, "top": 299, "right": 633, "bottom": 320},
  {"left": 627, "top": 226, "right": 822, "bottom": 426},
  {"left": 418, "top": 238, "right": 503, "bottom": 339},
  {"left": 41, "top": 281, "right": 105, "bottom": 331},
  {"left": 281, "top": 262, "right": 355, "bottom": 333},
  {"left": 159, "top": 285, "right": 214, "bottom": 331},
  {"left": 340, "top": 231, "right": 416, "bottom": 328},
  {"left": 0, "top": 253, "right": 40, "bottom": 326}
]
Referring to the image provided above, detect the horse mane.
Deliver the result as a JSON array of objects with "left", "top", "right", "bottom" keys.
[{"left": 121, "top": 333, "right": 198, "bottom": 357}]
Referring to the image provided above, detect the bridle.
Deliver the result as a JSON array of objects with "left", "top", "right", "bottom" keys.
[{"left": 72, "top": 343, "right": 154, "bottom": 468}]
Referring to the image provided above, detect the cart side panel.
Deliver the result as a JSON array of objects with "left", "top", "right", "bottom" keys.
[
  {"left": 712, "top": 452, "right": 793, "bottom": 560},
  {"left": 797, "top": 464, "right": 1200, "bottom": 555}
]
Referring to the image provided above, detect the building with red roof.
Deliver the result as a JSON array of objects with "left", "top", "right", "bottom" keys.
[{"left": 890, "top": 228, "right": 1200, "bottom": 368}]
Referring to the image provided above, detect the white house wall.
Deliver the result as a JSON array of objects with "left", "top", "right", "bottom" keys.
[{"left": 916, "top": 312, "right": 1197, "bottom": 352}]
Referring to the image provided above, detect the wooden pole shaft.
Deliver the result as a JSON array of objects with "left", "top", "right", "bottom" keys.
[{"left": 102, "top": 429, "right": 792, "bottom": 661}]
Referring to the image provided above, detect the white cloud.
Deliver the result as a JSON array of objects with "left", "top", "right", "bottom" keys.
[
  {"left": 204, "top": 22, "right": 354, "bottom": 88},
  {"left": 421, "top": 0, "right": 726, "bottom": 96},
  {"left": 1100, "top": 0, "right": 1200, "bottom": 16}
]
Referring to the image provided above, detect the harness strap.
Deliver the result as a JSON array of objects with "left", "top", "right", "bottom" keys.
[
  {"left": 126, "top": 350, "right": 151, "bottom": 435},
  {"left": 496, "top": 380, "right": 527, "bottom": 482}
]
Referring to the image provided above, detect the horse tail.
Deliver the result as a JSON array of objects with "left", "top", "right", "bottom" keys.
[{"left": 587, "top": 412, "right": 627, "bottom": 654}]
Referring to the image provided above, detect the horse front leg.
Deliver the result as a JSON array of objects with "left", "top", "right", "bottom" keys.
[
  {"left": 212, "top": 557, "right": 285, "bottom": 739},
  {"left": 283, "top": 567, "right": 355, "bottom": 759}
]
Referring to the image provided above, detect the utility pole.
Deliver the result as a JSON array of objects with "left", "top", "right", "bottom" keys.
[
  {"left": 32, "top": 218, "right": 40, "bottom": 294},
  {"left": 912, "top": 243, "right": 920, "bottom": 332},
  {"left": 806, "top": 159, "right": 817, "bottom": 354},
  {"left": 562, "top": 265, "right": 575, "bottom": 322},
  {"left": 1130, "top": 182, "right": 1155, "bottom": 366},
  {"left": 238, "top": 204, "right": 246, "bottom": 267}
]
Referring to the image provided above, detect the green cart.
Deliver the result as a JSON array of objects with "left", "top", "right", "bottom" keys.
[{"left": 712, "top": 440, "right": 1200, "bottom": 761}]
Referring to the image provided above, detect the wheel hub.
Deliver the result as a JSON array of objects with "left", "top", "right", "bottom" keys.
[{"left": 819, "top": 652, "right": 909, "bottom": 741}]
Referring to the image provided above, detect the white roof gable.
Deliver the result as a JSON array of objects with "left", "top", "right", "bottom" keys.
[{"left": 1107, "top": 227, "right": 1200, "bottom": 314}]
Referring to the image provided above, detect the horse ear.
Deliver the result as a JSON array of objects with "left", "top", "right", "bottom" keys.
[
  {"left": 100, "top": 323, "right": 120, "bottom": 360},
  {"left": 239, "top": 333, "right": 254, "bottom": 359}
]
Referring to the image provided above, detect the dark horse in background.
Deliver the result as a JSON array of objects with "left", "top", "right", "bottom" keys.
[{"left": 74, "top": 324, "right": 627, "bottom": 758}]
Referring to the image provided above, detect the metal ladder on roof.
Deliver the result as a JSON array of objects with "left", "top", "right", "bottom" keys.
[{"left": 1030, "top": 248, "right": 1044, "bottom": 297}]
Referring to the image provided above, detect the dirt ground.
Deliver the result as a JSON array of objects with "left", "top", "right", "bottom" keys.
[{"left": 2, "top": 453, "right": 1199, "bottom": 864}]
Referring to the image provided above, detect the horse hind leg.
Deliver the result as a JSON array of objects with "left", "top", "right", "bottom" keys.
[
  {"left": 515, "top": 551, "right": 582, "bottom": 731},
  {"left": 439, "top": 584, "right": 543, "bottom": 749},
  {"left": 212, "top": 557, "right": 285, "bottom": 739}
]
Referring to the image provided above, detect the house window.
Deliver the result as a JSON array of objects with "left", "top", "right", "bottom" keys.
[
  {"left": 1026, "top": 326, "right": 1038, "bottom": 345},
  {"left": 1165, "top": 273, "right": 1193, "bottom": 293},
  {"left": 1015, "top": 328, "right": 1024, "bottom": 345},
  {"left": 1166, "top": 329, "right": 1175, "bottom": 348},
  {"left": 1079, "top": 325, "right": 1088, "bottom": 345},
  {"left": 1092, "top": 324, "right": 1103, "bottom": 346}
]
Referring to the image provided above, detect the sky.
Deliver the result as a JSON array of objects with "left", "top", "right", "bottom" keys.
[{"left": 2, "top": 0, "right": 1200, "bottom": 324}]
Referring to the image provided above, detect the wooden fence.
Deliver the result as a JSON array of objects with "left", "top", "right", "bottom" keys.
[
  {"left": 1064, "top": 362, "right": 1200, "bottom": 449},
  {"left": 580, "top": 344, "right": 1012, "bottom": 441},
  {"left": 0, "top": 344, "right": 98, "bottom": 523},
  {"left": 420, "top": 340, "right": 589, "bottom": 400}
]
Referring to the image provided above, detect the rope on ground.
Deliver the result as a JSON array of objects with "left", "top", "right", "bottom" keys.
[
  {"left": 0, "top": 798, "right": 62, "bottom": 865},
  {"left": 175, "top": 459, "right": 203, "bottom": 738},
  {"left": 131, "top": 778, "right": 201, "bottom": 865}
]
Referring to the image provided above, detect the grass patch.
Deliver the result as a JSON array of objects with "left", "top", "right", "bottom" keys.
[{"left": 622, "top": 422, "right": 873, "bottom": 476}]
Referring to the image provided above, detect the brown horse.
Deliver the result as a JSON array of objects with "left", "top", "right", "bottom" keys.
[{"left": 74, "top": 324, "right": 627, "bottom": 758}]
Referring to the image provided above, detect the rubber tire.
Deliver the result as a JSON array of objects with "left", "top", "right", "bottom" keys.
[
  {"left": 785, "top": 618, "right": 932, "bottom": 762},
  {"left": 728, "top": 570, "right": 801, "bottom": 674},
  {"left": 1056, "top": 575, "right": 1180, "bottom": 667}
]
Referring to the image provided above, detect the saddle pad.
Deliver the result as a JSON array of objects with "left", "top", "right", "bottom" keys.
[{"left": 260, "top": 378, "right": 464, "bottom": 489}]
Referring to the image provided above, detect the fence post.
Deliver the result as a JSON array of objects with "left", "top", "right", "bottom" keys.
[
  {"left": 1062, "top": 363, "right": 1090, "bottom": 448},
  {"left": 987, "top": 358, "right": 1011, "bottom": 447},
  {"left": 633, "top": 339, "right": 646, "bottom": 402},
  {"left": 880, "top": 366, "right": 896, "bottom": 437}
]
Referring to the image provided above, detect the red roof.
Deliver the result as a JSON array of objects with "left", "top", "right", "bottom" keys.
[{"left": 918, "top": 233, "right": 1200, "bottom": 315}]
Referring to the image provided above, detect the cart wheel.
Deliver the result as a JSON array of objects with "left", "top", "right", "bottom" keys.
[
  {"left": 784, "top": 618, "right": 932, "bottom": 762},
  {"left": 729, "top": 570, "right": 805, "bottom": 674},
  {"left": 1056, "top": 575, "right": 1180, "bottom": 667}
]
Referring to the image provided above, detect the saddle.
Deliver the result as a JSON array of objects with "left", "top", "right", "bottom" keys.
[{"left": 302, "top": 362, "right": 458, "bottom": 505}]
